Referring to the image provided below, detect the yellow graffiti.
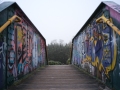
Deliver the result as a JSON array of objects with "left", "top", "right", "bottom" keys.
[
  {"left": 78, "top": 14, "right": 117, "bottom": 78},
  {"left": 105, "top": 31, "right": 117, "bottom": 76},
  {"left": 17, "top": 26, "right": 23, "bottom": 42},
  {"left": 103, "top": 34, "right": 109, "bottom": 44},
  {"left": 90, "top": 36, "right": 97, "bottom": 46},
  {"left": 103, "top": 48, "right": 110, "bottom": 57},
  {"left": 96, "top": 14, "right": 117, "bottom": 78},
  {"left": 92, "top": 56, "right": 99, "bottom": 67},
  {"left": 98, "top": 63, "right": 104, "bottom": 72},
  {"left": 82, "top": 55, "right": 91, "bottom": 63}
]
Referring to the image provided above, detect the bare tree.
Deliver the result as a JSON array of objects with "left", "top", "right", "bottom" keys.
[{"left": 51, "top": 39, "right": 57, "bottom": 44}]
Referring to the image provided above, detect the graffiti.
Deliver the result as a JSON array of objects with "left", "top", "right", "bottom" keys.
[
  {"left": 40, "top": 39, "right": 46, "bottom": 65},
  {"left": 22, "top": 26, "right": 28, "bottom": 75},
  {"left": 17, "top": 26, "right": 23, "bottom": 43},
  {"left": 7, "top": 25, "right": 18, "bottom": 84},
  {"left": 16, "top": 25, "right": 23, "bottom": 75},
  {"left": 0, "top": 41, "right": 7, "bottom": 88},
  {"left": 72, "top": 2, "right": 120, "bottom": 90},
  {"left": 95, "top": 9, "right": 117, "bottom": 78},
  {"left": 15, "top": 22, "right": 46, "bottom": 75},
  {"left": 32, "top": 33, "right": 39, "bottom": 68},
  {"left": 104, "top": 1, "right": 120, "bottom": 13},
  {"left": 0, "top": 2, "right": 47, "bottom": 89},
  {"left": 27, "top": 27, "right": 33, "bottom": 71},
  {"left": 37, "top": 36, "right": 41, "bottom": 64},
  {"left": 73, "top": 9, "right": 116, "bottom": 75}
]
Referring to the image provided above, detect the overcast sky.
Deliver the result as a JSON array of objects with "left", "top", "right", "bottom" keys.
[{"left": 0, "top": 0, "right": 120, "bottom": 44}]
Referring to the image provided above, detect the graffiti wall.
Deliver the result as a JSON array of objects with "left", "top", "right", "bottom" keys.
[
  {"left": 0, "top": 2, "right": 47, "bottom": 89},
  {"left": 72, "top": 1, "right": 120, "bottom": 90}
]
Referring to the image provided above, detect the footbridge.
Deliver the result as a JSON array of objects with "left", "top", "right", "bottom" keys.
[{"left": 0, "top": 1, "right": 120, "bottom": 90}]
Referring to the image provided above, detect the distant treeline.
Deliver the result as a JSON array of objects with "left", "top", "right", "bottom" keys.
[{"left": 47, "top": 40, "right": 72, "bottom": 65}]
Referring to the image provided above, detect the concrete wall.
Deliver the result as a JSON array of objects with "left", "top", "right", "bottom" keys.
[
  {"left": 0, "top": 2, "right": 47, "bottom": 89},
  {"left": 71, "top": 1, "right": 120, "bottom": 90}
]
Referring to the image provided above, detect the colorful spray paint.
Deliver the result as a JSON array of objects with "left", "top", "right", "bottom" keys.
[
  {"left": 0, "top": 2, "right": 47, "bottom": 89},
  {"left": 71, "top": 1, "right": 120, "bottom": 90}
]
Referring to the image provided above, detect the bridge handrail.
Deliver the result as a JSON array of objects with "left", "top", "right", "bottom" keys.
[
  {"left": 0, "top": 15, "right": 21, "bottom": 33},
  {"left": 96, "top": 14, "right": 120, "bottom": 35}
]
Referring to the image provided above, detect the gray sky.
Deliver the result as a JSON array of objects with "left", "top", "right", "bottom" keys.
[{"left": 1, "top": 0, "right": 120, "bottom": 44}]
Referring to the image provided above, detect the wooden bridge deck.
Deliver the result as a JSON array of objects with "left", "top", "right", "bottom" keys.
[{"left": 9, "top": 65, "right": 102, "bottom": 90}]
